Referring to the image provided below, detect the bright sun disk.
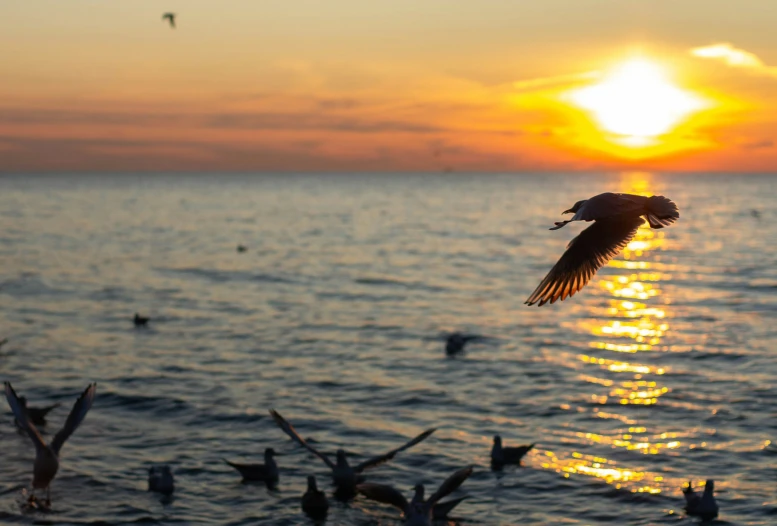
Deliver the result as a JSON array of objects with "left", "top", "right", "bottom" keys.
[{"left": 568, "top": 58, "right": 707, "bottom": 147}]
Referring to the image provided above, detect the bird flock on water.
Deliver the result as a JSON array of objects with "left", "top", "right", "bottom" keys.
[{"left": 4, "top": 181, "right": 722, "bottom": 523}]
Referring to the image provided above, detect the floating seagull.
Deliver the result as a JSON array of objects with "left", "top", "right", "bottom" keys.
[
  {"left": 445, "top": 333, "right": 478, "bottom": 356},
  {"left": 357, "top": 466, "right": 473, "bottom": 526},
  {"left": 162, "top": 12, "right": 176, "bottom": 28},
  {"left": 410, "top": 483, "right": 468, "bottom": 520},
  {"left": 270, "top": 409, "right": 436, "bottom": 496},
  {"left": 301, "top": 475, "right": 329, "bottom": 520},
  {"left": 685, "top": 479, "right": 719, "bottom": 520},
  {"left": 526, "top": 193, "right": 679, "bottom": 306},
  {"left": 133, "top": 313, "right": 149, "bottom": 327},
  {"left": 224, "top": 448, "right": 279, "bottom": 486},
  {"left": 148, "top": 465, "right": 175, "bottom": 495},
  {"left": 236, "top": 244, "right": 248, "bottom": 253},
  {"left": 4, "top": 382, "right": 96, "bottom": 506},
  {"left": 490, "top": 435, "right": 534, "bottom": 469},
  {"left": 15, "top": 396, "right": 60, "bottom": 428}
]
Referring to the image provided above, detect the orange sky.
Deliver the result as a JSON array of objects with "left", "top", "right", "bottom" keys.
[{"left": 1, "top": 1, "right": 776, "bottom": 172}]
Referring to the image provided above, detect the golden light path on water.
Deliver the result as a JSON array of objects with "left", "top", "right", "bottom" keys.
[{"left": 538, "top": 174, "right": 688, "bottom": 495}]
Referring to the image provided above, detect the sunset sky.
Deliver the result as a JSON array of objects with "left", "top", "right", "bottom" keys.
[{"left": 2, "top": 1, "right": 776, "bottom": 173}]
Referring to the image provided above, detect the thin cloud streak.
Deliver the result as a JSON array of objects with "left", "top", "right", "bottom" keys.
[
  {"left": 690, "top": 43, "right": 777, "bottom": 78},
  {"left": 512, "top": 71, "right": 601, "bottom": 92}
]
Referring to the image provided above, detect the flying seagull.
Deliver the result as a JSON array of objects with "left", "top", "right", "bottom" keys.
[
  {"left": 525, "top": 193, "right": 679, "bottom": 306},
  {"left": 356, "top": 466, "right": 474, "bottom": 526},
  {"left": 162, "top": 13, "right": 176, "bottom": 28},
  {"left": 4, "top": 382, "right": 96, "bottom": 506},
  {"left": 301, "top": 475, "right": 329, "bottom": 520},
  {"left": 223, "top": 448, "right": 279, "bottom": 486},
  {"left": 270, "top": 409, "right": 436, "bottom": 497},
  {"left": 490, "top": 435, "right": 534, "bottom": 469}
]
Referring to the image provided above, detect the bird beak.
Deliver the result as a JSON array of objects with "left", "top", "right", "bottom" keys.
[{"left": 562, "top": 208, "right": 574, "bottom": 214}]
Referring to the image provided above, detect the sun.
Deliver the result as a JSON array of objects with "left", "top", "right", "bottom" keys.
[{"left": 568, "top": 58, "right": 708, "bottom": 147}]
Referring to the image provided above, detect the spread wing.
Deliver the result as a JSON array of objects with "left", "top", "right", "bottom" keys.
[
  {"left": 355, "top": 427, "right": 436, "bottom": 473},
  {"left": 4, "top": 382, "right": 46, "bottom": 452},
  {"left": 428, "top": 466, "right": 474, "bottom": 506},
  {"left": 356, "top": 483, "right": 409, "bottom": 513},
  {"left": 526, "top": 216, "right": 645, "bottom": 306},
  {"left": 269, "top": 409, "right": 335, "bottom": 470},
  {"left": 51, "top": 383, "right": 96, "bottom": 454}
]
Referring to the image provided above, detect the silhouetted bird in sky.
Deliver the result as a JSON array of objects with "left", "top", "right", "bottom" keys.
[
  {"left": 4, "top": 382, "right": 96, "bottom": 506},
  {"left": 490, "top": 435, "right": 534, "bottom": 469},
  {"left": 133, "top": 313, "right": 149, "bottom": 327},
  {"left": 526, "top": 193, "right": 679, "bottom": 306},
  {"left": 162, "top": 13, "right": 176, "bottom": 28},
  {"left": 301, "top": 475, "right": 329, "bottom": 520}
]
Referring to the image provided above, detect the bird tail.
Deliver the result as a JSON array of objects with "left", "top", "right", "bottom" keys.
[{"left": 646, "top": 195, "right": 679, "bottom": 229}]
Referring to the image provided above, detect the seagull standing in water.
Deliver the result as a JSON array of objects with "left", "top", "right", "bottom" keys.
[
  {"left": 162, "top": 13, "right": 176, "bottom": 28},
  {"left": 357, "top": 466, "right": 473, "bottom": 526},
  {"left": 270, "top": 409, "right": 436, "bottom": 497},
  {"left": 4, "top": 382, "right": 96, "bottom": 506},
  {"left": 526, "top": 193, "right": 679, "bottom": 306}
]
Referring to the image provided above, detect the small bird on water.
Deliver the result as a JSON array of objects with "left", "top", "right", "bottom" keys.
[
  {"left": 526, "top": 192, "right": 679, "bottom": 306},
  {"left": 148, "top": 465, "right": 175, "bottom": 495},
  {"left": 15, "top": 396, "right": 60, "bottom": 428},
  {"left": 356, "top": 466, "right": 473, "bottom": 526},
  {"left": 270, "top": 409, "right": 436, "bottom": 498},
  {"left": 490, "top": 435, "right": 534, "bottom": 469},
  {"left": 133, "top": 313, "right": 149, "bottom": 327},
  {"left": 301, "top": 475, "right": 329, "bottom": 520},
  {"left": 4, "top": 382, "right": 96, "bottom": 506},
  {"left": 162, "top": 13, "right": 176, "bottom": 28},
  {"left": 224, "top": 447, "right": 279, "bottom": 486},
  {"left": 445, "top": 333, "right": 478, "bottom": 355},
  {"left": 684, "top": 479, "right": 719, "bottom": 520}
]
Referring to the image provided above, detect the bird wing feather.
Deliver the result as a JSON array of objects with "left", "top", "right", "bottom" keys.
[
  {"left": 356, "top": 483, "right": 409, "bottom": 513},
  {"left": 269, "top": 409, "right": 336, "bottom": 470},
  {"left": 4, "top": 382, "right": 46, "bottom": 452},
  {"left": 355, "top": 427, "right": 436, "bottom": 472},
  {"left": 428, "top": 465, "right": 474, "bottom": 506},
  {"left": 526, "top": 216, "right": 645, "bottom": 306},
  {"left": 51, "top": 383, "right": 96, "bottom": 454}
]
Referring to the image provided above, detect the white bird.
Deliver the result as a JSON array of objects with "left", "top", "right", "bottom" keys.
[
  {"left": 4, "top": 382, "right": 96, "bottom": 506},
  {"left": 270, "top": 409, "right": 435, "bottom": 497},
  {"left": 162, "top": 13, "right": 176, "bottom": 28},
  {"left": 357, "top": 466, "right": 473, "bottom": 526},
  {"left": 526, "top": 192, "right": 679, "bottom": 306},
  {"left": 148, "top": 465, "right": 175, "bottom": 495},
  {"left": 685, "top": 479, "right": 719, "bottom": 520}
]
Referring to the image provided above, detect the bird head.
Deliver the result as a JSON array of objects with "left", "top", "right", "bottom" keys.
[
  {"left": 336, "top": 449, "right": 348, "bottom": 464},
  {"left": 307, "top": 475, "right": 317, "bottom": 490},
  {"left": 704, "top": 480, "right": 714, "bottom": 492},
  {"left": 264, "top": 447, "right": 276, "bottom": 458},
  {"left": 493, "top": 435, "right": 502, "bottom": 446},
  {"left": 564, "top": 200, "right": 586, "bottom": 214},
  {"left": 412, "top": 483, "right": 425, "bottom": 499}
]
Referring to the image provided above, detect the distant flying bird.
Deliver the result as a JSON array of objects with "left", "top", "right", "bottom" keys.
[
  {"left": 356, "top": 466, "right": 473, "bottom": 526},
  {"left": 445, "top": 333, "right": 478, "bottom": 355},
  {"left": 684, "top": 479, "right": 719, "bottom": 520},
  {"left": 133, "top": 313, "right": 149, "bottom": 327},
  {"left": 15, "top": 397, "right": 60, "bottom": 428},
  {"left": 162, "top": 12, "right": 176, "bottom": 28},
  {"left": 148, "top": 465, "right": 175, "bottom": 495},
  {"left": 301, "top": 475, "right": 329, "bottom": 520},
  {"left": 490, "top": 435, "right": 534, "bottom": 469},
  {"left": 270, "top": 409, "right": 436, "bottom": 497},
  {"left": 224, "top": 448, "right": 279, "bottom": 486},
  {"left": 4, "top": 382, "right": 96, "bottom": 506},
  {"left": 525, "top": 193, "right": 679, "bottom": 306}
]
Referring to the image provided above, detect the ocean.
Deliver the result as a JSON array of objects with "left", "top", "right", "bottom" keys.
[{"left": 1, "top": 172, "right": 775, "bottom": 525}]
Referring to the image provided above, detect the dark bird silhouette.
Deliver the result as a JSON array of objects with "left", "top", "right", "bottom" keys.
[
  {"left": 445, "top": 333, "right": 478, "bottom": 355},
  {"left": 133, "top": 313, "right": 149, "bottom": 327},
  {"left": 224, "top": 448, "right": 279, "bottom": 485},
  {"left": 0, "top": 337, "right": 8, "bottom": 349},
  {"left": 684, "top": 479, "right": 719, "bottom": 520},
  {"left": 270, "top": 409, "right": 435, "bottom": 497},
  {"left": 526, "top": 193, "right": 679, "bottom": 306},
  {"left": 301, "top": 475, "right": 329, "bottom": 520},
  {"left": 4, "top": 382, "right": 96, "bottom": 506},
  {"left": 148, "top": 465, "right": 175, "bottom": 495},
  {"left": 490, "top": 435, "right": 534, "bottom": 469},
  {"left": 356, "top": 466, "right": 473, "bottom": 526},
  {"left": 162, "top": 13, "right": 176, "bottom": 28},
  {"left": 236, "top": 244, "right": 248, "bottom": 253},
  {"left": 15, "top": 397, "right": 60, "bottom": 428},
  {"left": 410, "top": 483, "right": 468, "bottom": 520}
]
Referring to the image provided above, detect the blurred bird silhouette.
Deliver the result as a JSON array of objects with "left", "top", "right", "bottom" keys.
[
  {"left": 490, "top": 435, "right": 534, "bottom": 469},
  {"left": 301, "top": 475, "right": 329, "bottom": 520},
  {"left": 445, "top": 333, "right": 478, "bottom": 355},
  {"left": 148, "top": 465, "right": 175, "bottom": 495},
  {"left": 14, "top": 396, "right": 60, "bottom": 428},
  {"left": 133, "top": 313, "right": 149, "bottom": 327},
  {"left": 224, "top": 448, "right": 279, "bottom": 486},
  {"left": 162, "top": 13, "right": 176, "bottom": 28},
  {"left": 526, "top": 193, "right": 679, "bottom": 306},
  {"left": 684, "top": 479, "right": 719, "bottom": 520}
]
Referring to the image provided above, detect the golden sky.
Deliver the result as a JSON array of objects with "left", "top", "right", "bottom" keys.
[{"left": 1, "top": 1, "right": 776, "bottom": 172}]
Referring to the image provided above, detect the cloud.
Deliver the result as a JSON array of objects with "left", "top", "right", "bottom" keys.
[
  {"left": 740, "top": 139, "right": 774, "bottom": 150},
  {"left": 690, "top": 43, "right": 777, "bottom": 78},
  {"left": 511, "top": 71, "right": 601, "bottom": 92}
]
